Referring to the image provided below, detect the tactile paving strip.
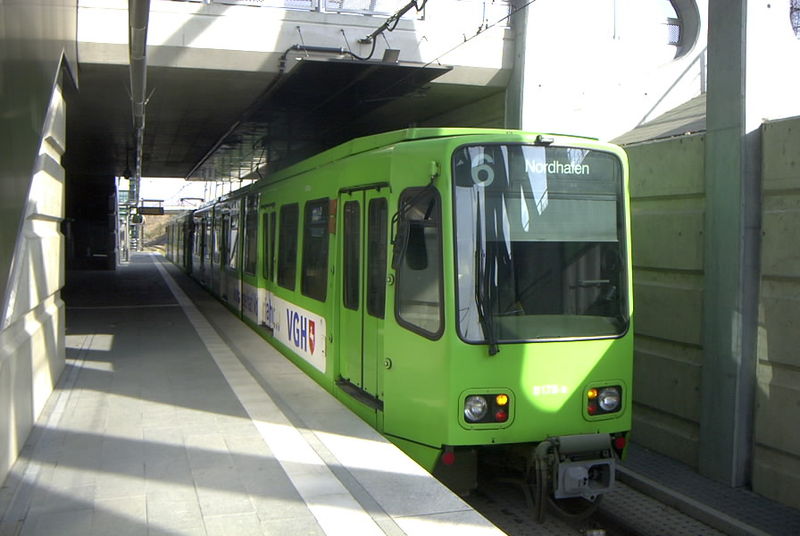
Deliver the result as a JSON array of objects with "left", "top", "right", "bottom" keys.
[
  {"left": 599, "top": 481, "right": 725, "bottom": 536},
  {"left": 622, "top": 444, "right": 800, "bottom": 535}
]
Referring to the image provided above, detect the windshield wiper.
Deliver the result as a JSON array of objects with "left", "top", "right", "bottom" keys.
[{"left": 474, "top": 197, "right": 500, "bottom": 356}]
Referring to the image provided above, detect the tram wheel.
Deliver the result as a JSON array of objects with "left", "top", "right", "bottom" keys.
[{"left": 527, "top": 455, "right": 548, "bottom": 523}]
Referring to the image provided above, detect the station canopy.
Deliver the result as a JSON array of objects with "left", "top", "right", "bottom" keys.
[
  {"left": 65, "top": 54, "right": 472, "bottom": 181},
  {"left": 186, "top": 56, "right": 452, "bottom": 183}
]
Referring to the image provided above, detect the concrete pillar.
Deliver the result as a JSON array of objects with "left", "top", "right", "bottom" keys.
[
  {"left": 504, "top": 0, "right": 528, "bottom": 130},
  {"left": 0, "top": 81, "right": 68, "bottom": 483},
  {"left": 699, "top": 0, "right": 761, "bottom": 487}
]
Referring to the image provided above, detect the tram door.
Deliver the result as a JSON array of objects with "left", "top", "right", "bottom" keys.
[{"left": 338, "top": 190, "right": 389, "bottom": 404}]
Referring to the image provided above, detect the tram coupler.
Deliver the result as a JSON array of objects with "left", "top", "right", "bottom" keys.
[{"left": 536, "top": 434, "right": 616, "bottom": 500}]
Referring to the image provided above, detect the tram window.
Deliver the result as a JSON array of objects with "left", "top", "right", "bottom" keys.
[
  {"left": 278, "top": 203, "right": 299, "bottom": 290},
  {"left": 243, "top": 194, "right": 259, "bottom": 276},
  {"left": 193, "top": 220, "right": 202, "bottom": 262},
  {"left": 227, "top": 207, "right": 240, "bottom": 271},
  {"left": 197, "top": 221, "right": 205, "bottom": 266},
  {"left": 221, "top": 216, "right": 230, "bottom": 268},
  {"left": 367, "top": 198, "right": 387, "bottom": 319},
  {"left": 395, "top": 188, "right": 443, "bottom": 338},
  {"left": 213, "top": 217, "right": 222, "bottom": 265},
  {"left": 343, "top": 201, "right": 360, "bottom": 310},
  {"left": 262, "top": 212, "right": 276, "bottom": 281},
  {"left": 301, "top": 198, "right": 330, "bottom": 301},
  {"left": 205, "top": 219, "right": 212, "bottom": 265}
]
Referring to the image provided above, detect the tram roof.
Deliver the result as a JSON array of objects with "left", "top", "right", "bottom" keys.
[
  {"left": 259, "top": 127, "right": 525, "bottom": 183},
  {"left": 191, "top": 127, "right": 618, "bottom": 208}
]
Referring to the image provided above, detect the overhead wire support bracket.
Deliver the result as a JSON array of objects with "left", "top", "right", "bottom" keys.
[{"left": 359, "top": 0, "right": 427, "bottom": 44}]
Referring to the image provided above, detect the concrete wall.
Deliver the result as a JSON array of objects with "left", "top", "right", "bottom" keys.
[
  {"left": 753, "top": 115, "right": 800, "bottom": 509},
  {"left": 626, "top": 134, "right": 706, "bottom": 468},
  {"left": 626, "top": 116, "right": 800, "bottom": 509},
  {"left": 0, "top": 1, "right": 76, "bottom": 485}
]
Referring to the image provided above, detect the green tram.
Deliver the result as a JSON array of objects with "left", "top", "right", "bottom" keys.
[{"left": 167, "top": 128, "right": 633, "bottom": 518}]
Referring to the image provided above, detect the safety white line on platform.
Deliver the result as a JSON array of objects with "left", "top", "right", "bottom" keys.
[{"left": 153, "top": 257, "right": 384, "bottom": 536}]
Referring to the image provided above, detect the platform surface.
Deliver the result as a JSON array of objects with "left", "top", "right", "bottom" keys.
[
  {"left": 0, "top": 253, "right": 501, "bottom": 536},
  {"left": 616, "top": 443, "right": 800, "bottom": 536}
]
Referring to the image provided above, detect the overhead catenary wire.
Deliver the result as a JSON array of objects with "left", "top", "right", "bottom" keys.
[
  {"left": 187, "top": 0, "right": 532, "bottom": 182},
  {"left": 186, "top": 2, "right": 426, "bottom": 180},
  {"left": 359, "top": 0, "right": 428, "bottom": 51},
  {"left": 271, "top": 0, "right": 540, "bottom": 160},
  {"left": 421, "top": 0, "right": 537, "bottom": 70},
  {"left": 319, "top": 0, "right": 539, "bottom": 128}
]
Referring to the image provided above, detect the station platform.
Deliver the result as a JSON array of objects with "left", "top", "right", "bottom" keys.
[
  {"left": 0, "top": 253, "right": 501, "bottom": 536},
  {"left": 3, "top": 253, "right": 800, "bottom": 536}
]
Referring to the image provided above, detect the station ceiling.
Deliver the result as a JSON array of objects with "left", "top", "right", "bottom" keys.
[{"left": 65, "top": 56, "right": 501, "bottom": 180}]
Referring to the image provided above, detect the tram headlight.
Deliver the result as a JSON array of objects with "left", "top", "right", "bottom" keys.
[
  {"left": 586, "top": 385, "right": 623, "bottom": 416},
  {"left": 461, "top": 392, "right": 512, "bottom": 425},
  {"left": 464, "top": 395, "right": 488, "bottom": 422},
  {"left": 597, "top": 387, "right": 621, "bottom": 412}
]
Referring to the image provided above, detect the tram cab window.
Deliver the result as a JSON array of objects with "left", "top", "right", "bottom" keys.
[
  {"left": 452, "top": 144, "right": 628, "bottom": 343},
  {"left": 394, "top": 188, "right": 443, "bottom": 339},
  {"left": 278, "top": 203, "right": 299, "bottom": 290},
  {"left": 301, "top": 198, "right": 330, "bottom": 301}
]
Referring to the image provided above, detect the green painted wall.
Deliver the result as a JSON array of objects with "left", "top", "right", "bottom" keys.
[
  {"left": 626, "top": 134, "right": 706, "bottom": 468},
  {"left": 754, "top": 116, "right": 800, "bottom": 509},
  {"left": 626, "top": 118, "right": 800, "bottom": 509}
]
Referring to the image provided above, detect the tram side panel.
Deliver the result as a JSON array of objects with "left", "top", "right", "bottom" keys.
[{"left": 247, "top": 176, "right": 337, "bottom": 393}]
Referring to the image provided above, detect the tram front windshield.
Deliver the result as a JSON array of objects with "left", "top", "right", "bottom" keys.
[{"left": 453, "top": 144, "right": 628, "bottom": 345}]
